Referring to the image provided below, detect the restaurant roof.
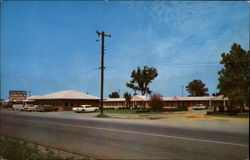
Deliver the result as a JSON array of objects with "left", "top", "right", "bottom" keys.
[{"left": 29, "top": 90, "right": 100, "bottom": 100}]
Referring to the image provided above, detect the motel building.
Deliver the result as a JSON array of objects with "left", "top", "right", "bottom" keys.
[
  {"left": 103, "top": 95, "right": 229, "bottom": 111},
  {"left": 5, "top": 90, "right": 229, "bottom": 111},
  {"left": 103, "top": 98, "right": 126, "bottom": 109}
]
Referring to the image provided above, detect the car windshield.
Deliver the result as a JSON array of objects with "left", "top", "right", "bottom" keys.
[{"left": 82, "top": 105, "right": 91, "bottom": 108}]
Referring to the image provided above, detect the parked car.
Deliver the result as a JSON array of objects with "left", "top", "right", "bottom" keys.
[
  {"left": 24, "top": 104, "right": 37, "bottom": 111},
  {"left": 72, "top": 105, "right": 99, "bottom": 113},
  {"left": 193, "top": 104, "right": 207, "bottom": 110},
  {"left": 36, "top": 105, "right": 58, "bottom": 112},
  {"left": 13, "top": 104, "right": 24, "bottom": 111}
]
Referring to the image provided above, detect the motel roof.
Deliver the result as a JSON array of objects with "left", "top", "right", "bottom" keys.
[
  {"left": 131, "top": 95, "right": 150, "bottom": 101},
  {"left": 104, "top": 98, "right": 125, "bottom": 102},
  {"left": 131, "top": 95, "right": 217, "bottom": 101},
  {"left": 162, "top": 96, "right": 214, "bottom": 101},
  {"left": 211, "top": 95, "right": 229, "bottom": 101},
  {"left": 29, "top": 90, "right": 100, "bottom": 100}
]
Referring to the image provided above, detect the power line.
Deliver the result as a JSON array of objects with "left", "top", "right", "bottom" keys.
[
  {"left": 106, "top": 52, "right": 218, "bottom": 66},
  {"left": 106, "top": 50, "right": 248, "bottom": 64},
  {"left": 105, "top": 52, "right": 221, "bottom": 70}
]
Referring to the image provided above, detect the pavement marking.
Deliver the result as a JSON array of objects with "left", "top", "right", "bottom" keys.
[{"left": 4, "top": 117, "right": 249, "bottom": 147}]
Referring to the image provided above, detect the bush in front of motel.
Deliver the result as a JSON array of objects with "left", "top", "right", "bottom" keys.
[
  {"left": 148, "top": 93, "right": 164, "bottom": 111},
  {"left": 177, "top": 105, "right": 188, "bottom": 111}
]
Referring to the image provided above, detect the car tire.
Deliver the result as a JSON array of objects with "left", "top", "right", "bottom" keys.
[{"left": 94, "top": 109, "right": 98, "bottom": 112}]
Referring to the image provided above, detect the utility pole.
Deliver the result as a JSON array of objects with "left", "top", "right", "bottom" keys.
[
  {"left": 182, "top": 85, "right": 184, "bottom": 97},
  {"left": 96, "top": 30, "right": 111, "bottom": 115}
]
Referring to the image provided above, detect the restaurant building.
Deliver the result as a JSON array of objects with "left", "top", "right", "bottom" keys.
[{"left": 29, "top": 90, "right": 100, "bottom": 111}]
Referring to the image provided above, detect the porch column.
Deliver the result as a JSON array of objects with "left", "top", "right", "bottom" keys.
[{"left": 209, "top": 100, "right": 211, "bottom": 110}]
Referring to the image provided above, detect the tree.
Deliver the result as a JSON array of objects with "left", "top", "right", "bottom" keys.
[
  {"left": 108, "top": 91, "right": 120, "bottom": 98},
  {"left": 148, "top": 93, "right": 164, "bottom": 111},
  {"left": 217, "top": 43, "right": 249, "bottom": 113},
  {"left": 123, "top": 92, "right": 132, "bottom": 108},
  {"left": 186, "top": 80, "right": 209, "bottom": 96},
  {"left": 126, "top": 83, "right": 139, "bottom": 95},
  {"left": 212, "top": 92, "right": 221, "bottom": 96},
  {"left": 126, "top": 66, "right": 158, "bottom": 95}
]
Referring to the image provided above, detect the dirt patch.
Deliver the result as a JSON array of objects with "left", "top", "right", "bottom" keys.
[
  {"left": 148, "top": 117, "right": 162, "bottom": 120},
  {"left": 185, "top": 115, "right": 198, "bottom": 118}
]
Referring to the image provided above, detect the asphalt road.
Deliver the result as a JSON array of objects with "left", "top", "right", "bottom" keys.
[{"left": 1, "top": 110, "right": 249, "bottom": 160}]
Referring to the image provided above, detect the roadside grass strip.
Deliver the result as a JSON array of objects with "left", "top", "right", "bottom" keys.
[
  {"left": 207, "top": 112, "right": 249, "bottom": 118},
  {"left": 0, "top": 137, "right": 88, "bottom": 160},
  {"left": 6, "top": 117, "right": 248, "bottom": 148}
]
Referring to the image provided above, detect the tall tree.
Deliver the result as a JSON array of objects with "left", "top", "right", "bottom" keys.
[
  {"left": 186, "top": 80, "right": 209, "bottom": 96},
  {"left": 126, "top": 66, "right": 158, "bottom": 95},
  {"left": 217, "top": 43, "right": 249, "bottom": 111},
  {"left": 108, "top": 91, "right": 120, "bottom": 98},
  {"left": 123, "top": 92, "right": 132, "bottom": 108}
]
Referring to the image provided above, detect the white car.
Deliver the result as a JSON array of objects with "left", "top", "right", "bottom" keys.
[
  {"left": 193, "top": 104, "right": 207, "bottom": 110},
  {"left": 13, "top": 104, "right": 25, "bottom": 111},
  {"left": 24, "top": 104, "right": 37, "bottom": 112},
  {"left": 72, "top": 105, "right": 99, "bottom": 113}
]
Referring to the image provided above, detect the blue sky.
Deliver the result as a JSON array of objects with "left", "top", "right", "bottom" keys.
[{"left": 1, "top": 1, "right": 249, "bottom": 99}]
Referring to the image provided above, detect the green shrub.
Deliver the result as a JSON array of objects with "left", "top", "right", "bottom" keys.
[
  {"left": 227, "top": 105, "right": 240, "bottom": 115},
  {"left": 136, "top": 109, "right": 151, "bottom": 113},
  {"left": 218, "top": 105, "right": 225, "bottom": 112},
  {"left": 177, "top": 105, "right": 188, "bottom": 111}
]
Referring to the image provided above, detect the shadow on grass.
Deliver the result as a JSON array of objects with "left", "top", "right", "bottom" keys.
[
  {"left": 207, "top": 111, "right": 249, "bottom": 118},
  {"left": 95, "top": 114, "right": 110, "bottom": 118}
]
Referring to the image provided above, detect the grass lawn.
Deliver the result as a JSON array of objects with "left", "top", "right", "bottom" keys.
[
  {"left": 96, "top": 113, "right": 110, "bottom": 118},
  {"left": 102, "top": 108, "right": 186, "bottom": 114},
  {"left": 0, "top": 138, "right": 87, "bottom": 160},
  {"left": 103, "top": 109, "right": 138, "bottom": 114},
  {"left": 207, "top": 111, "right": 249, "bottom": 118}
]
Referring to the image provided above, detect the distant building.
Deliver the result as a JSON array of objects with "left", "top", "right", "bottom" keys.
[{"left": 9, "top": 90, "right": 27, "bottom": 102}]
